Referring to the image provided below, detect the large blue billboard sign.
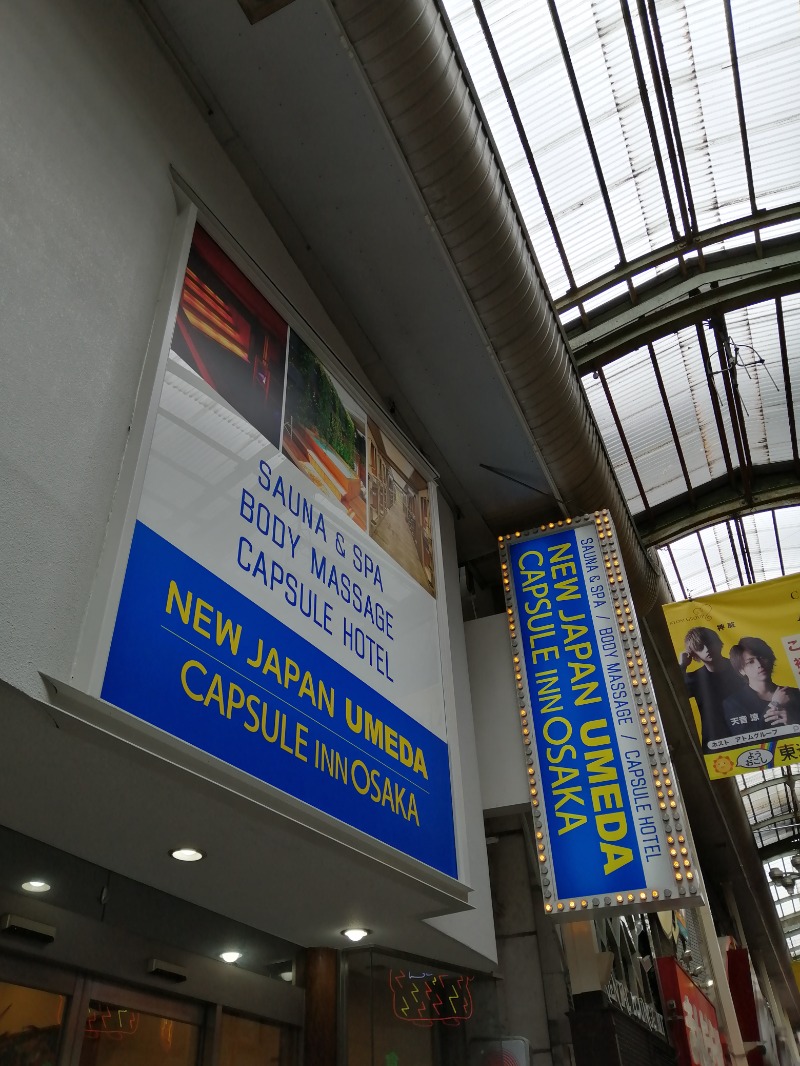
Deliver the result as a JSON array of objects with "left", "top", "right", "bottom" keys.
[
  {"left": 500, "top": 514, "right": 702, "bottom": 917},
  {"left": 102, "top": 522, "right": 453, "bottom": 872},
  {"left": 81, "top": 225, "right": 457, "bottom": 879}
]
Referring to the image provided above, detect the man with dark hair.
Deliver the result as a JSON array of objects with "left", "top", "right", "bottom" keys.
[
  {"left": 723, "top": 637, "right": 800, "bottom": 732},
  {"left": 679, "top": 626, "right": 744, "bottom": 750}
]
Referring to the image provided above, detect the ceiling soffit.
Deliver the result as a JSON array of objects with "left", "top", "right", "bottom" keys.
[
  {"left": 236, "top": 0, "right": 295, "bottom": 23},
  {"left": 139, "top": 0, "right": 563, "bottom": 568}
]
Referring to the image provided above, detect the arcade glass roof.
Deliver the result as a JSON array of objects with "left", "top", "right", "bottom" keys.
[
  {"left": 440, "top": 0, "right": 800, "bottom": 536},
  {"left": 440, "top": 0, "right": 800, "bottom": 954}
]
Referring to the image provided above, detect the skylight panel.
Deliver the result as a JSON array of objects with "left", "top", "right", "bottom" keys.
[
  {"left": 598, "top": 346, "right": 686, "bottom": 508},
  {"left": 741, "top": 511, "right": 783, "bottom": 584},
  {"left": 723, "top": 302, "right": 793, "bottom": 465},
  {"left": 583, "top": 281, "right": 629, "bottom": 316},
  {"left": 684, "top": 0, "right": 752, "bottom": 218},
  {"left": 658, "top": 507, "right": 800, "bottom": 606},
  {"left": 444, "top": 0, "right": 572, "bottom": 296},
  {"left": 442, "top": 0, "right": 624, "bottom": 291},
  {"left": 581, "top": 322, "right": 751, "bottom": 513},
  {"left": 701, "top": 523, "right": 742, "bottom": 590},
  {"left": 660, "top": 545, "right": 683, "bottom": 597},
  {"left": 776, "top": 896, "right": 800, "bottom": 921},
  {"left": 558, "top": 0, "right": 656, "bottom": 262},
  {"left": 721, "top": 232, "right": 755, "bottom": 252},
  {"left": 653, "top": 327, "right": 732, "bottom": 486},
  {"left": 631, "top": 265, "right": 664, "bottom": 291},
  {"left": 559, "top": 306, "right": 582, "bottom": 328},
  {"left": 659, "top": 530, "right": 710, "bottom": 597},
  {"left": 582, "top": 371, "right": 644, "bottom": 512},
  {"left": 731, "top": 0, "right": 800, "bottom": 209},
  {"left": 775, "top": 506, "right": 800, "bottom": 577},
  {"left": 443, "top": 0, "right": 800, "bottom": 307},
  {"left": 762, "top": 219, "right": 800, "bottom": 242}
]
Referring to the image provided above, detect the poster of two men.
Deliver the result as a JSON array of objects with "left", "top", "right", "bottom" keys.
[{"left": 663, "top": 572, "right": 800, "bottom": 779}]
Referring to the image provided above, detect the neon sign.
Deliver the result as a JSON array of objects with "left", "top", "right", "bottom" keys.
[{"left": 389, "top": 970, "right": 473, "bottom": 1026}]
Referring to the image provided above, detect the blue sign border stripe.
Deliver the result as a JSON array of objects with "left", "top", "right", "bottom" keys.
[{"left": 102, "top": 521, "right": 457, "bottom": 877}]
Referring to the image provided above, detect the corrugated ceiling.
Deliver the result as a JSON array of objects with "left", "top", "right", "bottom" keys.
[{"left": 442, "top": 0, "right": 800, "bottom": 307}]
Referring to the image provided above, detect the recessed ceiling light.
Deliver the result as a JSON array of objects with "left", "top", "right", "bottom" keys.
[
  {"left": 220, "top": 951, "right": 242, "bottom": 964},
  {"left": 170, "top": 847, "right": 205, "bottom": 862},
  {"left": 342, "top": 928, "right": 370, "bottom": 942},
  {"left": 279, "top": 969, "right": 293, "bottom": 982},
  {"left": 21, "top": 880, "right": 51, "bottom": 893}
]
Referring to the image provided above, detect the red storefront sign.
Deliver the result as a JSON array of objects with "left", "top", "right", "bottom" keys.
[
  {"left": 726, "top": 947, "right": 767, "bottom": 1066},
  {"left": 656, "top": 957, "right": 724, "bottom": 1066}
]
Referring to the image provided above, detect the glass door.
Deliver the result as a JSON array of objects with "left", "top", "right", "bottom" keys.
[
  {"left": 0, "top": 958, "right": 297, "bottom": 1066},
  {"left": 0, "top": 977, "right": 69, "bottom": 1065},
  {"left": 74, "top": 983, "right": 202, "bottom": 1066}
]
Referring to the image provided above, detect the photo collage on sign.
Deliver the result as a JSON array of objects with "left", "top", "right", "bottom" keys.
[
  {"left": 283, "top": 330, "right": 367, "bottom": 532},
  {"left": 171, "top": 225, "right": 288, "bottom": 447},
  {"left": 368, "top": 420, "right": 435, "bottom": 597},
  {"left": 171, "top": 226, "right": 435, "bottom": 597}
]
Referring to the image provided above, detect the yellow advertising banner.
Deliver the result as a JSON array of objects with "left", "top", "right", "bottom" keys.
[{"left": 663, "top": 573, "right": 800, "bottom": 779}]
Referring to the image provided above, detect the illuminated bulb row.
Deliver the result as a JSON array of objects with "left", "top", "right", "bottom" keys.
[
  {"left": 595, "top": 512, "right": 699, "bottom": 897},
  {"left": 544, "top": 885, "right": 672, "bottom": 914},
  {"left": 595, "top": 514, "right": 636, "bottom": 639},
  {"left": 497, "top": 517, "right": 574, "bottom": 547},
  {"left": 538, "top": 518, "right": 573, "bottom": 532},
  {"left": 595, "top": 528, "right": 662, "bottom": 753},
  {"left": 666, "top": 825, "right": 695, "bottom": 881},
  {"left": 640, "top": 699, "right": 662, "bottom": 748}
]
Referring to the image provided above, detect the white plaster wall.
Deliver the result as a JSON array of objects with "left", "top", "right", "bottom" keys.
[
  {"left": 465, "top": 614, "right": 531, "bottom": 815},
  {"left": 427, "top": 504, "right": 498, "bottom": 964},
  {"left": 0, "top": 0, "right": 363, "bottom": 702}
]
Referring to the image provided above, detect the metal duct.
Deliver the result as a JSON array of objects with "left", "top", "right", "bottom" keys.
[{"left": 330, "top": 0, "right": 662, "bottom": 610}]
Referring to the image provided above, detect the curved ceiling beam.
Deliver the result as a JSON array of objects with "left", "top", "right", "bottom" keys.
[
  {"left": 637, "top": 464, "right": 800, "bottom": 548},
  {"left": 570, "top": 237, "right": 800, "bottom": 370},
  {"left": 329, "top": 0, "right": 663, "bottom": 610},
  {"left": 554, "top": 200, "right": 800, "bottom": 316}
]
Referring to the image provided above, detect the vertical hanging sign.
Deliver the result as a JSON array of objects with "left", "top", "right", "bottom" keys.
[{"left": 498, "top": 511, "right": 704, "bottom": 918}]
